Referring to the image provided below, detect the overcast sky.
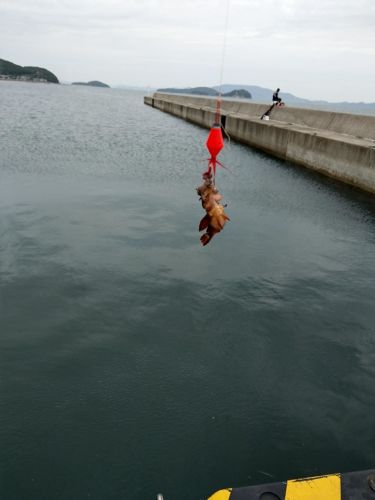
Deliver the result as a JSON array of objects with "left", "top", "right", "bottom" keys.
[{"left": 1, "top": 0, "right": 374, "bottom": 101}]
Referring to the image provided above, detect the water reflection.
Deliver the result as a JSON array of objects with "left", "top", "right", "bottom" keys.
[{"left": 1, "top": 84, "right": 375, "bottom": 500}]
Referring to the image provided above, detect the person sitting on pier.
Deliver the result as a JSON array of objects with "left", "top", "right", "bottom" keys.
[{"left": 272, "top": 88, "right": 282, "bottom": 105}]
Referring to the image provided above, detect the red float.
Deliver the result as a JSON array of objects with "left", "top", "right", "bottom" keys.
[{"left": 205, "top": 124, "right": 224, "bottom": 176}]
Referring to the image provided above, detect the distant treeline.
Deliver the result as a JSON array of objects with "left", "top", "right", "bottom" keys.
[
  {"left": 0, "top": 58, "right": 59, "bottom": 83},
  {"left": 72, "top": 81, "right": 110, "bottom": 88},
  {"left": 158, "top": 86, "right": 252, "bottom": 99}
]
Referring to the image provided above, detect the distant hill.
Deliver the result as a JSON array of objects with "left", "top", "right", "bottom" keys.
[
  {"left": 72, "top": 81, "right": 110, "bottom": 88},
  {"left": 158, "top": 86, "right": 217, "bottom": 96},
  {"left": 0, "top": 58, "right": 59, "bottom": 83},
  {"left": 224, "top": 89, "right": 251, "bottom": 99},
  {"left": 157, "top": 86, "right": 252, "bottom": 99},
  {"left": 213, "top": 84, "right": 286, "bottom": 102}
]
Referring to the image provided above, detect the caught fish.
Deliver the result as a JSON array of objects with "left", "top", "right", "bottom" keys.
[{"left": 197, "top": 172, "right": 230, "bottom": 246}]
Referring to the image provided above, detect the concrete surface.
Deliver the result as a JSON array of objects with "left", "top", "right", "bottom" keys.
[{"left": 144, "top": 93, "right": 375, "bottom": 194}]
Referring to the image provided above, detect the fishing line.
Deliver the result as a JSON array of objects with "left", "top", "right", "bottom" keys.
[
  {"left": 216, "top": 0, "right": 231, "bottom": 142},
  {"left": 218, "top": 0, "right": 231, "bottom": 97}
]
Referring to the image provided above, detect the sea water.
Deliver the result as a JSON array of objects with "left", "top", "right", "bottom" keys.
[{"left": 1, "top": 81, "right": 375, "bottom": 500}]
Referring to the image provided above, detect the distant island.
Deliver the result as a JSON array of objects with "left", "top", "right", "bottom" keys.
[
  {"left": 223, "top": 89, "right": 252, "bottom": 98},
  {"left": 72, "top": 81, "right": 110, "bottom": 88},
  {"left": 158, "top": 86, "right": 252, "bottom": 99},
  {"left": 0, "top": 58, "right": 59, "bottom": 83}
]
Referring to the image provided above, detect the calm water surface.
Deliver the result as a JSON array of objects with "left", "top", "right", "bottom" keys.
[{"left": 1, "top": 82, "right": 375, "bottom": 500}]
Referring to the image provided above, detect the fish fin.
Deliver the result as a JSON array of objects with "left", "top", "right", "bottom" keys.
[
  {"left": 199, "top": 215, "right": 209, "bottom": 231},
  {"left": 200, "top": 233, "right": 212, "bottom": 246}
]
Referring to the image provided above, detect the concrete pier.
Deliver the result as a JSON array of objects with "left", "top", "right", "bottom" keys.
[{"left": 144, "top": 93, "right": 375, "bottom": 194}]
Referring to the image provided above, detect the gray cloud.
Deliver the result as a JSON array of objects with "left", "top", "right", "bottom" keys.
[{"left": 1, "top": 0, "right": 374, "bottom": 101}]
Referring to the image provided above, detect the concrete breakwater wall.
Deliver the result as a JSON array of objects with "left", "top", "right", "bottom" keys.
[{"left": 144, "top": 93, "right": 375, "bottom": 194}]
